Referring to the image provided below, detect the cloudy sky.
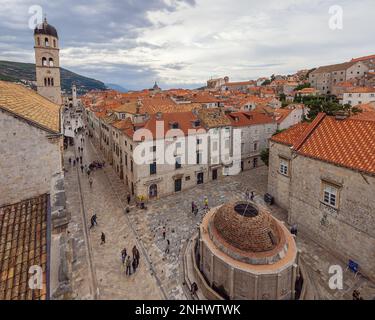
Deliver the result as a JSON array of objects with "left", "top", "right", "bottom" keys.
[{"left": 0, "top": 0, "right": 374, "bottom": 90}]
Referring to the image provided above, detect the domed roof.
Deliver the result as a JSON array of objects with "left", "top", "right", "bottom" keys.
[
  {"left": 34, "top": 18, "right": 58, "bottom": 38},
  {"left": 212, "top": 202, "right": 282, "bottom": 253}
]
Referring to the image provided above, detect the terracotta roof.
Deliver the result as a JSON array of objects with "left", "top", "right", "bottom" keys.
[
  {"left": 226, "top": 111, "right": 274, "bottom": 127},
  {"left": 272, "top": 113, "right": 375, "bottom": 174},
  {"left": 311, "top": 61, "right": 357, "bottom": 74},
  {"left": 0, "top": 81, "right": 61, "bottom": 133},
  {"left": 270, "top": 122, "right": 310, "bottom": 146},
  {"left": 351, "top": 54, "right": 375, "bottom": 62},
  {"left": 132, "top": 111, "right": 202, "bottom": 140},
  {"left": 197, "top": 108, "right": 232, "bottom": 128},
  {"left": 0, "top": 194, "right": 48, "bottom": 300},
  {"left": 344, "top": 87, "right": 375, "bottom": 93}
]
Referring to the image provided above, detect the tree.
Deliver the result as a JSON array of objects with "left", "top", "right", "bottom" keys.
[
  {"left": 294, "top": 83, "right": 311, "bottom": 91},
  {"left": 260, "top": 148, "right": 270, "bottom": 167},
  {"left": 261, "top": 79, "right": 271, "bottom": 86}
]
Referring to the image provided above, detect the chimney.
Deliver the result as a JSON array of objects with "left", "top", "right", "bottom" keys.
[{"left": 334, "top": 110, "right": 349, "bottom": 120}]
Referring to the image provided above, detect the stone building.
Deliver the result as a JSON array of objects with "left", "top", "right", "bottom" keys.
[
  {"left": 267, "top": 112, "right": 375, "bottom": 280},
  {"left": 186, "top": 201, "right": 299, "bottom": 300},
  {"left": 309, "top": 61, "right": 369, "bottom": 95},
  {"left": 0, "top": 80, "right": 70, "bottom": 300},
  {"left": 34, "top": 17, "right": 62, "bottom": 105}
]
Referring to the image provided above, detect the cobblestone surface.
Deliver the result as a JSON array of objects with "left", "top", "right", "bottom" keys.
[{"left": 65, "top": 113, "right": 375, "bottom": 300}]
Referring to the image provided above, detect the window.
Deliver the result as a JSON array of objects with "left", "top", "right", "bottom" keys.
[
  {"left": 175, "top": 157, "right": 182, "bottom": 169},
  {"left": 49, "top": 58, "right": 54, "bottom": 67},
  {"left": 212, "top": 141, "right": 218, "bottom": 151},
  {"left": 42, "top": 57, "right": 47, "bottom": 66},
  {"left": 323, "top": 184, "right": 338, "bottom": 208},
  {"left": 130, "top": 160, "right": 133, "bottom": 172},
  {"left": 150, "top": 161, "right": 157, "bottom": 175},
  {"left": 253, "top": 142, "right": 258, "bottom": 151},
  {"left": 279, "top": 159, "right": 289, "bottom": 176},
  {"left": 37, "top": 37, "right": 40, "bottom": 46},
  {"left": 53, "top": 39, "right": 56, "bottom": 47},
  {"left": 45, "top": 37, "right": 49, "bottom": 47},
  {"left": 196, "top": 152, "right": 202, "bottom": 164},
  {"left": 51, "top": 78, "right": 54, "bottom": 86}
]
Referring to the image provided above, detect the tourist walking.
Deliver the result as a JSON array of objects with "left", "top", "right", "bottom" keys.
[
  {"left": 165, "top": 239, "right": 170, "bottom": 254},
  {"left": 125, "top": 256, "right": 132, "bottom": 275},
  {"left": 100, "top": 232, "right": 106, "bottom": 245},
  {"left": 68, "top": 157, "right": 72, "bottom": 165},
  {"left": 135, "top": 248, "right": 140, "bottom": 267},
  {"left": 291, "top": 224, "right": 298, "bottom": 236},
  {"left": 127, "top": 193, "right": 131, "bottom": 205},
  {"left": 250, "top": 191, "right": 255, "bottom": 201},
  {"left": 162, "top": 226, "right": 166, "bottom": 240},
  {"left": 204, "top": 196, "right": 209, "bottom": 210},
  {"left": 89, "top": 177, "right": 93, "bottom": 188},
  {"left": 132, "top": 257, "right": 137, "bottom": 273},
  {"left": 73, "top": 160, "right": 76, "bottom": 166},
  {"left": 191, "top": 201, "right": 195, "bottom": 214},
  {"left": 121, "top": 248, "right": 127, "bottom": 265},
  {"left": 90, "top": 214, "right": 97, "bottom": 229},
  {"left": 80, "top": 165, "right": 84, "bottom": 173}
]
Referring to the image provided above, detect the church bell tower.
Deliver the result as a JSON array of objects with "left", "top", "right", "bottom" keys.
[{"left": 34, "top": 17, "right": 62, "bottom": 105}]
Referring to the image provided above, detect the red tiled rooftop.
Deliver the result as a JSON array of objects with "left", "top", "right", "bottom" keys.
[
  {"left": 272, "top": 113, "right": 375, "bottom": 175},
  {"left": 0, "top": 195, "right": 48, "bottom": 300}
]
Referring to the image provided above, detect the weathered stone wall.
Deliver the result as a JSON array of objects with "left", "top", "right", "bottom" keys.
[
  {"left": 289, "top": 155, "right": 375, "bottom": 280},
  {"left": 267, "top": 142, "right": 293, "bottom": 210},
  {"left": 0, "top": 110, "right": 62, "bottom": 205}
]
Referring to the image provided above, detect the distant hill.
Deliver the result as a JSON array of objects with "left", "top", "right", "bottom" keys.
[
  {"left": 0, "top": 60, "right": 107, "bottom": 94},
  {"left": 105, "top": 83, "right": 128, "bottom": 93}
]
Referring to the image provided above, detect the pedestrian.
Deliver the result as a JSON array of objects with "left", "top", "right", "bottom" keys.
[
  {"left": 76, "top": 157, "right": 79, "bottom": 163},
  {"left": 191, "top": 201, "right": 195, "bottom": 214},
  {"left": 80, "top": 156, "right": 82, "bottom": 164},
  {"left": 132, "top": 257, "right": 137, "bottom": 273},
  {"left": 250, "top": 191, "right": 255, "bottom": 201},
  {"left": 162, "top": 226, "right": 166, "bottom": 240},
  {"left": 132, "top": 245, "right": 137, "bottom": 260},
  {"left": 204, "top": 196, "right": 208, "bottom": 210},
  {"left": 291, "top": 224, "right": 298, "bottom": 236},
  {"left": 352, "top": 289, "right": 362, "bottom": 300},
  {"left": 89, "top": 177, "right": 93, "bottom": 188},
  {"left": 135, "top": 248, "right": 140, "bottom": 267},
  {"left": 165, "top": 239, "right": 170, "bottom": 254},
  {"left": 68, "top": 157, "right": 72, "bottom": 165},
  {"left": 125, "top": 256, "right": 132, "bottom": 275},
  {"left": 121, "top": 248, "right": 127, "bottom": 265},
  {"left": 100, "top": 232, "right": 106, "bottom": 244},
  {"left": 80, "top": 165, "right": 84, "bottom": 173},
  {"left": 73, "top": 160, "right": 76, "bottom": 166},
  {"left": 245, "top": 190, "right": 249, "bottom": 200},
  {"left": 127, "top": 193, "right": 131, "bottom": 205}
]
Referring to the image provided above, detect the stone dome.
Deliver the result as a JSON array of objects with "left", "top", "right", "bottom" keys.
[
  {"left": 212, "top": 201, "right": 282, "bottom": 253},
  {"left": 34, "top": 18, "right": 58, "bottom": 38}
]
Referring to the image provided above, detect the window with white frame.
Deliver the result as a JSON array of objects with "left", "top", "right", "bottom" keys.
[
  {"left": 279, "top": 158, "right": 289, "bottom": 176},
  {"left": 322, "top": 183, "right": 338, "bottom": 208}
]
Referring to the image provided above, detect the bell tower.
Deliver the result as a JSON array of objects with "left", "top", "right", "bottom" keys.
[{"left": 34, "top": 17, "right": 62, "bottom": 105}]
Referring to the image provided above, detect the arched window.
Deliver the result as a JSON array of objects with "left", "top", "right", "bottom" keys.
[
  {"left": 44, "top": 78, "right": 47, "bottom": 86},
  {"left": 49, "top": 58, "right": 54, "bottom": 67},
  {"left": 42, "top": 57, "right": 47, "bottom": 66},
  {"left": 45, "top": 37, "right": 49, "bottom": 47},
  {"left": 47, "top": 78, "right": 51, "bottom": 86},
  {"left": 37, "top": 37, "right": 40, "bottom": 46},
  {"left": 53, "top": 39, "right": 56, "bottom": 47},
  {"left": 51, "top": 78, "right": 54, "bottom": 86}
]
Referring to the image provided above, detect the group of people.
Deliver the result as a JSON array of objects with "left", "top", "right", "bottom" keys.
[
  {"left": 122, "top": 245, "right": 140, "bottom": 276},
  {"left": 191, "top": 197, "right": 209, "bottom": 216}
]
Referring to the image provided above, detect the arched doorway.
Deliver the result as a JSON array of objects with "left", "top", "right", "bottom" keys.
[{"left": 149, "top": 184, "right": 158, "bottom": 198}]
